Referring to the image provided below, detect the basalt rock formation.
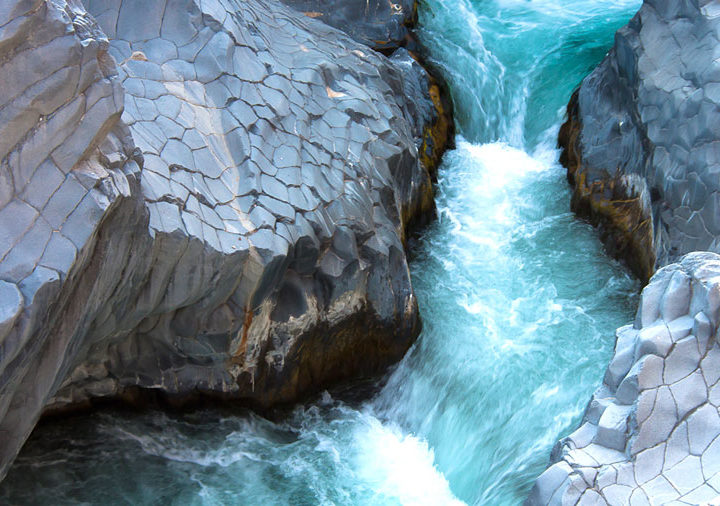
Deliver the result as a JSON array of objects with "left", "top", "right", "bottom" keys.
[
  {"left": 277, "top": 1, "right": 453, "bottom": 176},
  {"left": 0, "top": 0, "right": 452, "bottom": 481},
  {"left": 528, "top": 252, "right": 720, "bottom": 505},
  {"left": 559, "top": 0, "right": 720, "bottom": 284}
]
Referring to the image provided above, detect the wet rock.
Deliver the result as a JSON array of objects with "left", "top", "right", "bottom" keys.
[{"left": 527, "top": 252, "right": 720, "bottom": 505}]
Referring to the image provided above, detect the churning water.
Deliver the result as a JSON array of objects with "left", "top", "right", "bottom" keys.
[{"left": 1, "top": 0, "right": 642, "bottom": 504}]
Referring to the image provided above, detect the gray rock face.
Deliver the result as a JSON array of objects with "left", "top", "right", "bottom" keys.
[
  {"left": 540, "top": 3, "right": 720, "bottom": 502},
  {"left": 527, "top": 252, "right": 720, "bottom": 505},
  {"left": 0, "top": 0, "right": 447, "bottom": 480},
  {"left": 559, "top": 0, "right": 720, "bottom": 282},
  {"left": 278, "top": 0, "right": 415, "bottom": 53}
]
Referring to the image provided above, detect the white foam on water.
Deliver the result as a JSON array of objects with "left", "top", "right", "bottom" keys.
[
  {"left": 459, "top": 140, "right": 547, "bottom": 191},
  {"left": 353, "top": 416, "right": 466, "bottom": 506},
  {"left": 99, "top": 412, "right": 290, "bottom": 468},
  {"left": 435, "top": 141, "right": 548, "bottom": 274},
  {"left": 106, "top": 426, "right": 256, "bottom": 467}
]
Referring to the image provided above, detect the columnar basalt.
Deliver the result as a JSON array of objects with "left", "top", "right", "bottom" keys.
[
  {"left": 276, "top": 0, "right": 454, "bottom": 179},
  {"left": 528, "top": 252, "right": 720, "bottom": 505},
  {"left": 559, "top": 0, "right": 720, "bottom": 283},
  {"left": 0, "top": 0, "right": 451, "bottom": 481}
]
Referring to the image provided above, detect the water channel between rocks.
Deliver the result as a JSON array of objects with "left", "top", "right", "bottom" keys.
[{"left": 1, "top": 0, "right": 642, "bottom": 504}]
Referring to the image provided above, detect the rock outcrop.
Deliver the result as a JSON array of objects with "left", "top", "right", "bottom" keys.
[
  {"left": 559, "top": 0, "right": 720, "bottom": 283},
  {"left": 0, "top": 0, "right": 451, "bottom": 481},
  {"left": 528, "top": 252, "right": 720, "bottom": 505},
  {"left": 276, "top": 1, "right": 453, "bottom": 176}
]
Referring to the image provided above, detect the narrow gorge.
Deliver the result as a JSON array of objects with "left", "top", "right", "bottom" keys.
[{"left": 2, "top": 0, "right": 720, "bottom": 505}]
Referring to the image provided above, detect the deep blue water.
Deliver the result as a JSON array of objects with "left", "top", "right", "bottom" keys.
[{"left": 1, "top": 0, "right": 641, "bottom": 504}]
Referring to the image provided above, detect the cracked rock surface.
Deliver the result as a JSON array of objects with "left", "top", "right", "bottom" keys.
[
  {"left": 0, "top": 0, "right": 449, "bottom": 480},
  {"left": 527, "top": 252, "right": 720, "bottom": 505},
  {"left": 559, "top": 0, "right": 720, "bottom": 283}
]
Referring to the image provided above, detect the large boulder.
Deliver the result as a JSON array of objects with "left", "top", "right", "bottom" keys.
[
  {"left": 0, "top": 0, "right": 451, "bottom": 481},
  {"left": 527, "top": 252, "right": 720, "bottom": 505},
  {"left": 559, "top": 0, "right": 720, "bottom": 283}
]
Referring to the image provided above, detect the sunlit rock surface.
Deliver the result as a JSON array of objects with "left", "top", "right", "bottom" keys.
[
  {"left": 528, "top": 252, "right": 720, "bottom": 505},
  {"left": 559, "top": 0, "right": 720, "bottom": 283},
  {"left": 0, "top": 0, "right": 449, "bottom": 480}
]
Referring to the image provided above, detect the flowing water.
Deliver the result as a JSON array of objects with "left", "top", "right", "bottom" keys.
[{"left": 1, "top": 0, "right": 642, "bottom": 504}]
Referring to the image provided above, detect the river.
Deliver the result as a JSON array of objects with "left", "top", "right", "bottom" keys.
[{"left": 1, "top": 0, "right": 641, "bottom": 504}]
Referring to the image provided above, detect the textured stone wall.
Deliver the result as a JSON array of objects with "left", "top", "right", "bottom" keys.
[
  {"left": 559, "top": 0, "right": 720, "bottom": 283},
  {"left": 0, "top": 0, "right": 451, "bottom": 481},
  {"left": 0, "top": 0, "right": 143, "bottom": 481},
  {"left": 528, "top": 252, "right": 720, "bottom": 504}
]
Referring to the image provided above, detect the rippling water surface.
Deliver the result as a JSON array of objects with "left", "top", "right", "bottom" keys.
[{"left": 2, "top": 0, "right": 642, "bottom": 504}]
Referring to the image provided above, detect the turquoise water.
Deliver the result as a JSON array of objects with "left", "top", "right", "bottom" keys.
[{"left": 1, "top": 1, "right": 641, "bottom": 504}]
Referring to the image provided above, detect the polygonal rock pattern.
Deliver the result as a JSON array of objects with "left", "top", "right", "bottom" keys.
[
  {"left": 559, "top": 0, "right": 720, "bottom": 282},
  {"left": 0, "top": 0, "right": 445, "bottom": 481},
  {"left": 527, "top": 252, "right": 720, "bottom": 505}
]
